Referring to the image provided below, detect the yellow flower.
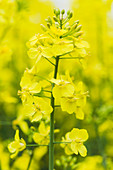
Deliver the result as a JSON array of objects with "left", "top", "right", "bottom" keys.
[
  {"left": 60, "top": 82, "right": 88, "bottom": 120},
  {"left": 23, "top": 96, "right": 53, "bottom": 122},
  {"left": 51, "top": 78, "right": 75, "bottom": 99},
  {"left": 19, "top": 69, "right": 41, "bottom": 104},
  {"left": 8, "top": 130, "right": 26, "bottom": 159},
  {"left": 33, "top": 121, "right": 50, "bottom": 145},
  {"left": 61, "top": 128, "right": 88, "bottom": 157},
  {"left": 20, "top": 69, "right": 41, "bottom": 94}
]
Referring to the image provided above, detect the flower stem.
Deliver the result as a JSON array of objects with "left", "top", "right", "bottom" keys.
[
  {"left": 49, "top": 56, "right": 59, "bottom": 170},
  {"left": 27, "top": 151, "right": 33, "bottom": 170}
]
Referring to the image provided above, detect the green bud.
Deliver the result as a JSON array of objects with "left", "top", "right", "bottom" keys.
[
  {"left": 72, "top": 23, "right": 78, "bottom": 30},
  {"left": 74, "top": 31, "right": 83, "bottom": 37},
  {"left": 54, "top": 8, "right": 60, "bottom": 16},
  {"left": 76, "top": 25, "right": 82, "bottom": 32},
  {"left": 53, "top": 16, "right": 58, "bottom": 22},
  {"left": 67, "top": 10, "right": 70, "bottom": 15},
  {"left": 40, "top": 24, "right": 47, "bottom": 32},
  {"left": 47, "top": 16, "right": 52, "bottom": 25},
  {"left": 61, "top": 9, "right": 65, "bottom": 15},
  {"left": 75, "top": 20, "right": 79, "bottom": 24},
  {"left": 47, "top": 23, "right": 51, "bottom": 29},
  {"left": 68, "top": 12, "right": 73, "bottom": 19}
]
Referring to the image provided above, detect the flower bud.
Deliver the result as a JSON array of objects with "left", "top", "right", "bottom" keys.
[
  {"left": 53, "top": 16, "right": 58, "bottom": 22},
  {"left": 47, "top": 23, "right": 51, "bottom": 28},
  {"left": 47, "top": 16, "right": 52, "bottom": 25},
  {"left": 67, "top": 10, "right": 70, "bottom": 15},
  {"left": 61, "top": 9, "right": 65, "bottom": 15},
  {"left": 40, "top": 24, "right": 47, "bottom": 32},
  {"left": 76, "top": 25, "right": 82, "bottom": 32},
  {"left": 54, "top": 8, "right": 60, "bottom": 16},
  {"left": 74, "top": 31, "right": 83, "bottom": 37},
  {"left": 68, "top": 12, "right": 73, "bottom": 19}
]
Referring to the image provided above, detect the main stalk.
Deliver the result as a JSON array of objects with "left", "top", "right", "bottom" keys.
[{"left": 49, "top": 56, "right": 59, "bottom": 170}]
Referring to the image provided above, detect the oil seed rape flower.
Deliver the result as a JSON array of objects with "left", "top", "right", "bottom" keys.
[
  {"left": 33, "top": 121, "right": 50, "bottom": 145},
  {"left": 61, "top": 128, "right": 88, "bottom": 157},
  {"left": 8, "top": 130, "right": 26, "bottom": 159},
  {"left": 23, "top": 96, "right": 53, "bottom": 122},
  {"left": 51, "top": 78, "right": 75, "bottom": 99},
  {"left": 18, "top": 69, "right": 41, "bottom": 104},
  {"left": 61, "top": 82, "right": 88, "bottom": 120}
]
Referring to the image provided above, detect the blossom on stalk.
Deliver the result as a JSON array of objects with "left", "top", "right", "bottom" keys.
[
  {"left": 60, "top": 82, "right": 88, "bottom": 120},
  {"left": 51, "top": 78, "right": 75, "bottom": 99},
  {"left": 61, "top": 128, "right": 88, "bottom": 157},
  {"left": 23, "top": 96, "right": 53, "bottom": 122},
  {"left": 8, "top": 130, "right": 26, "bottom": 159},
  {"left": 33, "top": 121, "right": 50, "bottom": 145}
]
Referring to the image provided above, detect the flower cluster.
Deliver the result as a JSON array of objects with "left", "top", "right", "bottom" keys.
[
  {"left": 61, "top": 128, "right": 88, "bottom": 157},
  {"left": 8, "top": 9, "right": 89, "bottom": 164},
  {"left": 8, "top": 130, "right": 26, "bottom": 159}
]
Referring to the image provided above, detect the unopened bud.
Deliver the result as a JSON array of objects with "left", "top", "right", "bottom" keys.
[
  {"left": 74, "top": 31, "right": 83, "bottom": 37},
  {"left": 47, "top": 16, "right": 52, "bottom": 25},
  {"left": 40, "top": 24, "right": 47, "bottom": 32},
  {"left": 67, "top": 10, "right": 70, "bottom": 15},
  {"left": 53, "top": 16, "right": 58, "bottom": 22},
  {"left": 72, "top": 23, "right": 78, "bottom": 30},
  {"left": 54, "top": 8, "right": 60, "bottom": 16},
  {"left": 47, "top": 23, "right": 51, "bottom": 28},
  {"left": 76, "top": 25, "right": 82, "bottom": 32},
  {"left": 68, "top": 12, "right": 73, "bottom": 19},
  {"left": 61, "top": 9, "right": 65, "bottom": 15}
]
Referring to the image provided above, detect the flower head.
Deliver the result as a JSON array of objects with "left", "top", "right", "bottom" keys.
[
  {"left": 8, "top": 130, "right": 26, "bottom": 159},
  {"left": 61, "top": 128, "right": 88, "bottom": 157}
]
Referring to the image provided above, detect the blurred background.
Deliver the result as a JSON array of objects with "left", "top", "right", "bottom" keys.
[{"left": 0, "top": 0, "right": 113, "bottom": 169}]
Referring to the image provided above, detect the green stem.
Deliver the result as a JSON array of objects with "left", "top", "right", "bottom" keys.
[
  {"left": 45, "top": 57, "right": 56, "bottom": 66},
  {"left": 26, "top": 144, "right": 48, "bottom": 147},
  {"left": 53, "top": 141, "right": 71, "bottom": 144},
  {"left": 27, "top": 151, "right": 33, "bottom": 170},
  {"left": 49, "top": 56, "right": 59, "bottom": 170}
]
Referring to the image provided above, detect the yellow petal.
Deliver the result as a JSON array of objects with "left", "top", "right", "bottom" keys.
[
  {"left": 31, "top": 111, "right": 42, "bottom": 122},
  {"left": 27, "top": 48, "right": 39, "bottom": 59},
  {"left": 78, "top": 129, "right": 89, "bottom": 142},
  {"left": 71, "top": 141, "right": 79, "bottom": 155},
  {"left": 29, "top": 82, "right": 41, "bottom": 94},
  {"left": 23, "top": 104, "right": 35, "bottom": 116},
  {"left": 8, "top": 141, "right": 17, "bottom": 153},
  {"left": 61, "top": 98, "right": 76, "bottom": 114},
  {"left": 38, "top": 122, "right": 48, "bottom": 135},
  {"left": 78, "top": 144, "right": 87, "bottom": 157},
  {"left": 65, "top": 144, "right": 73, "bottom": 155},
  {"left": 15, "top": 130, "right": 20, "bottom": 141},
  {"left": 10, "top": 151, "right": 18, "bottom": 159},
  {"left": 75, "top": 107, "right": 84, "bottom": 120},
  {"left": 69, "top": 128, "right": 80, "bottom": 140}
]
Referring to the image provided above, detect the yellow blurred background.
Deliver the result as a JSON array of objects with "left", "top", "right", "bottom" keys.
[{"left": 0, "top": 0, "right": 113, "bottom": 169}]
